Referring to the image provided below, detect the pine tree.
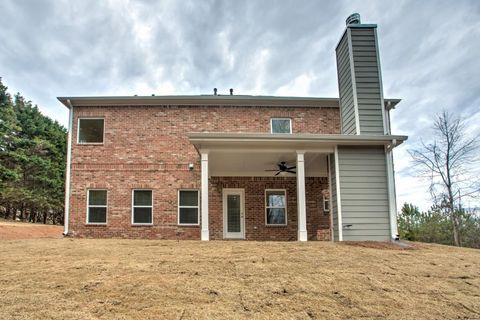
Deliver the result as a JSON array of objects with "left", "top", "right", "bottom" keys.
[{"left": 0, "top": 78, "right": 66, "bottom": 224}]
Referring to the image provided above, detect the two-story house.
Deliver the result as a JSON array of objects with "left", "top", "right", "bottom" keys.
[{"left": 59, "top": 14, "right": 407, "bottom": 241}]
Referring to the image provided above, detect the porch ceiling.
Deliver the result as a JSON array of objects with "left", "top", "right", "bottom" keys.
[{"left": 208, "top": 151, "right": 328, "bottom": 177}]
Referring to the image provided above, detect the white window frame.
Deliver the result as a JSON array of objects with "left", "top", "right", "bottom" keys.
[
  {"left": 265, "top": 189, "right": 288, "bottom": 226},
  {"left": 177, "top": 189, "right": 200, "bottom": 226},
  {"left": 77, "top": 117, "right": 105, "bottom": 145},
  {"left": 270, "top": 118, "right": 292, "bottom": 134},
  {"left": 131, "top": 189, "right": 153, "bottom": 225},
  {"left": 323, "top": 196, "right": 330, "bottom": 213},
  {"left": 86, "top": 189, "right": 108, "bottom": 225}
]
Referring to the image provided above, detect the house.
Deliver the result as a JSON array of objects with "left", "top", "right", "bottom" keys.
[{"left": 59, "top": 14, "right": 407, "bottom": 241}]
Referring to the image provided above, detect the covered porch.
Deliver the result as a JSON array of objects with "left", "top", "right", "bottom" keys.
[{"left": 189, "top": 133, "right": 406, "bottom": 241}]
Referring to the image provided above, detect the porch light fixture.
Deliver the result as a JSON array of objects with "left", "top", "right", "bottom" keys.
[{"left": 189, "top": 163, "right": 194, "bottom": 171}]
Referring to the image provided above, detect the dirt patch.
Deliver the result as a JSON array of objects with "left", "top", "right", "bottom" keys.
[
  {"left": 0, "top": 239, "right": 479, "bottom": 319},
  {"left": 0, "top": 220, "right": 63, "bottom": 240}
]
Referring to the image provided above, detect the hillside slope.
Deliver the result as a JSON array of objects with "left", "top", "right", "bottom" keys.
[{"left": 0, "top": 230, "right": 478, "bottom": 319}]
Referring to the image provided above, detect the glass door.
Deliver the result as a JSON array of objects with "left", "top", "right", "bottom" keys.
[{"left": 223, "top": 189, "right": 245, "bottom": 239}]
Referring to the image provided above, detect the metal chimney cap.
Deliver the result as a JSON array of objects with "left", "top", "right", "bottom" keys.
[{"left": 346, "top": 13, "right": 361, "bottom": 25}]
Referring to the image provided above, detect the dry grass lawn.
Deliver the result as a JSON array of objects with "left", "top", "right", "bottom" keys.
[{"left": 0, "top": 228, "right": 479, "bottom": 319}]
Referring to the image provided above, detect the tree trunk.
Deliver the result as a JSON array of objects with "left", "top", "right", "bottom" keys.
[
  {"left": 20, "top": 204, "right": 25, "bottom": 221},
  {"left": 448, "top": 189, "right": 461, "bottom": 247},
  {"left": 4, "top": 204, "right": 10, "bottom": 219},
  {"left": 451, "top": 213, "right": 460, "bottom": 246},
  {"left": 43, "top": 211, "right": 47, "bottom": 224},
  {"left": 30, "top": 208, "right": 36, "bottom": 223}
]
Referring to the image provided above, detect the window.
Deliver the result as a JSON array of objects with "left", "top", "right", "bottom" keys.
[
  {"left": 87, "top": 190, "right": 107, "bottom": 224},
  {"left": 265, "top": 190, "right": 287, "bottom": 225},
  {"left": 271, "top": 118, "right": 292, "bottom": 134},
  {"left": 178, "top": 190, "right": 199, "bottom": 225},
  {"left": 132, "top": 190, "right": 153, "bottom": 224},
  {"left": 78, "top": 118, "right": 104, "bottom": 144},
  {"left": 323, "top": 197, "right": 330, "bottom": 212}
]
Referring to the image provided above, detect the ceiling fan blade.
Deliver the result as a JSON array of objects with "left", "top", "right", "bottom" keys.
[
  {"left": 286, "top": 170, "right": 297, "bottom": 174},
  {"left": 275, "top": 171, "right": 281, "bottom": 176},
  {"left": 264, "top": 169, "right": 279, "bottom": 171},
  {"left": 286, "top": 166, "right": 296, "bottom": 170}
]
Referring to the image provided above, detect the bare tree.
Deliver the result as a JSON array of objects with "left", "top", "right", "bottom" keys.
[{"left": 409, "top": 111, "right": 479, "bottom": 246}]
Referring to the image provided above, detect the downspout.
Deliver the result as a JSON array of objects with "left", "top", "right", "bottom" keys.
[
  {"left": 334, "top": 146, "right": 343, "bottom": 241},
  {"left": 386, "top": 139, "right": 399, "bottom": 240},
  {"left": 327, "top": 154, "right": 334, "bottom": 241},
  {"left": 63, "top": 100, "right": 73, "bottom": 235}
]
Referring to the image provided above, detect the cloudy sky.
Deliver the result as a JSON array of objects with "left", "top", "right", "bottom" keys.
[{"left": 1, "top": 0, "right": 479, "bottom": 210}]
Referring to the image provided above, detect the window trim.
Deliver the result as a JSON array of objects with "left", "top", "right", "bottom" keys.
[
  {"left": 323, "top": 196, "right": 330, "bottom": 213},
  {"left": 86, "top": 189, "right": 108, "bottom": 225},
  {"left": 265, "top": 189, "right": 288, "bottom": 226},
  {"left": 131, "top": 189, "right": 153, "bottom": 226},
  {"left": 270, "top": 118, "right": 292, "bottom": 134},
  {"left": 77, "top": 117, "right": 105, "bottom": 145},
  {"left": 177, "top": 189, "right": 200, "bottom": 226}
]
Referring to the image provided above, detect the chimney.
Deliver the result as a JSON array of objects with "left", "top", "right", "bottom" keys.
[{"left": 335, "top": 13, "right": 386, "bottom": 135}]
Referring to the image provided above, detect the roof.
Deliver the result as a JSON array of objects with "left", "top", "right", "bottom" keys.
[
  {"left": 57, "top": 95, "right": 401, "bottom": 109},
  {"left": 188, "top": 132, "right": 407, "bottom": 151}
]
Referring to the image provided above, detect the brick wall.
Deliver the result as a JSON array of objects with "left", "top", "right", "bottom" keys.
[
  {"left": 209, "top": 176, "right": 330, "bottom": 241},
  {"left": 68, "top": 104, "right": 340, "bottom": 239}
]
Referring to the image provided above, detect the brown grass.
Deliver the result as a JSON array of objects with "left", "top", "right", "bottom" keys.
[{"left": 0, "top": 225, "right": 479, "bottom": 319}]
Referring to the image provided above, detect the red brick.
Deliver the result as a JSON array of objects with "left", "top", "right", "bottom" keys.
[{"left": 68, "top": 104, "right": 340, "bottom": 240}]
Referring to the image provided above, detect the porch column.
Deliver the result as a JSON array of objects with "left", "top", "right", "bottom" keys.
[
  {"left": 201, "top": 152, "right": 209, "bottom": 241},
  {"left": 297, "top": 151, "right": 308, "bottom": 241}
]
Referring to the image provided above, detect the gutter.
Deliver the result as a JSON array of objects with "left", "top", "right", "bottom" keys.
[
  {"left": 188, "top": 133, "right": 408, "bottom": 146},
  {"left": 63, "top": 99, "right": 73, "bottom": 235}
]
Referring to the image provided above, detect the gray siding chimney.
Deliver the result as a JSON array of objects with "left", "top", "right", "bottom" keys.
[{"left": 336, "top": 14, "right": 386, "bottom": 135}]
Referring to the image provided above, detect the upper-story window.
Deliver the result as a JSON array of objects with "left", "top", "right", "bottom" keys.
[
  {"left": 78, "top": 118, "right": 104, "bottom": 144},
  {"left": 271, "top": 118, "right": 292, "bottom": 134}
]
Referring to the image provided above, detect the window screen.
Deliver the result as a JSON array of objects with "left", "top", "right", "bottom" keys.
[
  {"left": 179, "top": 190, "right": 199, "bottom": 224},
  {"left": 271, "top": 118, "right": 291, "bottom": 134},
  {"left": 132, "top": 190, "right": 153, "bottom": 224},
  {"left": 78, "top": 119, "right": 104, "bottom": 143},
  {"left": 87, "top": 190, "right": 107, "bottom": 223},
  {"left": 266, "top": 190, "right": 287, "bottom": 225}
]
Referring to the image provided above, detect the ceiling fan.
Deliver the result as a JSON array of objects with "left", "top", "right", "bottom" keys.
[{"left": 265, "top": 162, "right": 296, "bottom": 176}]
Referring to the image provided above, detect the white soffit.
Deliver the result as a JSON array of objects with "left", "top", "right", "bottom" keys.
[{"left": 209, "top": 151, "right": 328, "bottom": 177}]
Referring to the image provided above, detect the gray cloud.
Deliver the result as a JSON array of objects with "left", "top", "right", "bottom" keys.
[{"left": 1, "top": 0, "right": 479, "bottom": 209}]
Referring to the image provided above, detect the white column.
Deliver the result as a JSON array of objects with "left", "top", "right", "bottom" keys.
[
  {"left": 296, "top": 151, "right": 308, "bottom": 241},
  {"left": 201, "top": 152, "right": 209, "bottom": 241}
]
